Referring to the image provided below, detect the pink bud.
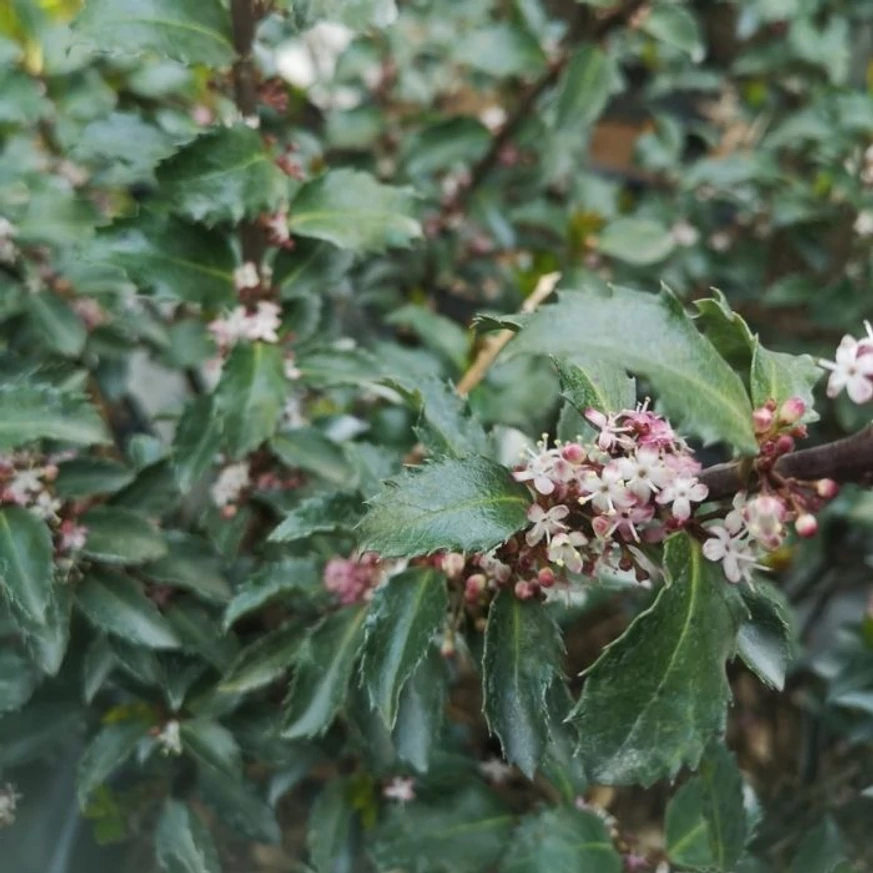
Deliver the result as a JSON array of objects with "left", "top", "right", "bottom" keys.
[
  {"left": 795, "top": 513, "right": 818, "bottom": 538},
  {"left": 774, "top": 434, "right": 795, "bottom": 456},
  {"left": 464, "top": 574, "right": 486, "bottom": 602},
  {"left": 778, "top": 396, "right": 806, "bottom": 425},
  {"left": 221, "top": 504, "right": 238, "bottom": 519},
  {"left": 41, "top": 464, "right": 59, "bottom": 482},
  {"left": 816, "top": 479, "right": 839, "bottom": 499},
  {"left": 537, "top": 567, "right": 556, "bottom": 588},
  {"left": 441, "top": 552, "right": 466, "bottom": 579},
  {"left": 440, "top": 634, "right": 456, "bottom": 658},
  {"left": 561, "top": 443, "right": 585, "bottom": 463},
  {"left": 765, "top": 398, "right": 778, "bottom": 411},
  {"left": 514, "top": 580, "right": 535, "bottom": 600},
  {"left": 752, "top": 407, "right": 774, "bottom": 434}
]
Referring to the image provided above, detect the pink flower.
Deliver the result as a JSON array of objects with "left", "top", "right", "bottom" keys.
[
  {"left": 743, "top": 494, "right": 787, "bottom": 550},
  {"left": 383, "top": 777, "right": 415, "bottom": 803},
  {"left": 655, "top": 475, "right": 708, "bottom": 521},
  {"left": 524, "top": 503, "right": 569, "bottom": 546},
  {"left": 578, "top": 463, "right": 633, "bottom": 514},
  {"left": 702, "top": 526, "right": 758, "bottom": 584},
  {"left": 617, "top": 446, "right": 670, "bottom": 502},
  {"left": 59, "top": 521, "right": 88, "bottom": 553}
]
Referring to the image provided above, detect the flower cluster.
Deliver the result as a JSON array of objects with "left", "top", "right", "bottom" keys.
[
  {"left": 323, "top": 553, "right": 384, "bottom": 605},
  {"left": 208, "top": 300, "right": 283, "bottom": 349},
  {"left": 464, "top": 403, "right": 710, "bottom": 600},
  {"left": 0, "top": 454, "right": 62, "bottom": 521},
  {"left": 819, "top": 322, "right": 873, "bottom": 404}
]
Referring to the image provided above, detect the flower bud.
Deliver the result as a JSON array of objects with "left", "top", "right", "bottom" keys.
[
  {"left": 778, "top": 396, "right": 806, "bottom": 425},
  {"left": 774, "top": 434, "right": 795, "bottom": 456},
  {"left": 440, "top": 633, "right": 456, "bottom": 658},
  {"left": 464, "top": 574, "right": 486, "bottom": 602},
  {"left": 561, "top": 442, "right": 585, "bottom": 463},
  {"left": 795, "top": 513, "right": 818, "bottom": 538},
  {"left": 765, "top": 398, "right": 778, "bottom": 411},
  {"left": 752, "top": 407, "right": 774, "bottom": 434},
  {"left": 441, "top": 552, "right": 466, "bottom": 579},
  {"left": 537, "top": 567, "right": 556, "bottom": 588},
  {"left": 514, "top": 580, "right": 536, "bottom": 600},
  {"left": 816, "top": 478, "right": 839, "bottom": 499},
  {"left": 220, "top": 504, "right": 238, "bottom": 519}
]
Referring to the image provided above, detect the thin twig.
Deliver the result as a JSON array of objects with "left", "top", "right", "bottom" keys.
[{"left": 456, "top": 272, "right": 561, "bottom": 397}]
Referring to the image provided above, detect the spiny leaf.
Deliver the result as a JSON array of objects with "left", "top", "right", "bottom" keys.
[
  {"left": 360, "top": 567, "right": 448, "bottom": 727},
  {"left": 392, "top": 650, "right": 448, "bottom": 773},
  {"left": 737, "top": 582, "right": 795, "bottom": 691},
  {"left": 570, "top": 534, "right": 740, "bottom": 786},
  {"left": 78, "top": 720, "right": 151, "bottom": 806},
  {"left": 81, "top": 507, "right": 168, "bottom": 565},
  {"left": 482, "top": 591, "right": 564, "bottom": 777},
  {"left": 357, "top": 455, "right": 531, "bottom": 558},
  {"left": 0, "top": 506, "right": 54, "bottom": 627},
  {"left": 219, "top": 621, "right": 304, "bottom": 694},
  {"left": 155, "top": 800, "right": 222, "bottom": 873},
  {"left": 269, "top": 492, "right": 364, "bottom": 543},
  {"left": 494, "top": 283, "right": 757, "bottom": 453}
]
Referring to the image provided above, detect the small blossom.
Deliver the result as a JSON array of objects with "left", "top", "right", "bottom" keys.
[
  {"left": 31, "top": 490, "right": 62, "bottom": 520},
  {"left": 777, "top": 396, "right": 806, "bottom": 425},
  {"left": 752, "top": 406, "right": 774, "bottom": 434},
  {"left": 743, "top": 494, "right": 787, "bottom": 550},
  {"left": 671, "top": 220, "right": 699, "bottom": 247},
  {"left": 157, "top": 720, "right": 183, "bottom": 756},
  {"left": 383, "top": 777, "right": 415, "bottom": 803},
  {"left": 59, "top": 520, "right": 88, "bottom": 553},
  {"left": 795, "top": 513, "right": 818, "bottom": 538},
  {"left": 233, "top": 261, "right": 260, "bottom": 292},
  {"left": 854, "top": 210, "right": 873, "bottom": 237},
  {"left": 819, "top": 331, "right": 873, "bottom": 404},
  {"left": 243, "top": 301, "right": 282, "bottom": 343},
  {"left": 0, "top": 784, "right": 21, "bottom": 828},
  {"left": 441, "top": 552, "right": 466, "bottom": 579},
  {"left": 210, "top": 462, "right": 250, "bottom": 508},
  {"left": 479, "top": 106, "right": 507, "bottom": 132},
  {"left": 479, "top": 758, "right": 513, "bottom": 784},
  {"left": 524, "top": 503, "right": 569, "bottom": 546},
  {"left": 617, "top": 446, "right": 670, "bottom": 502},
  {"left": 655, "top": 475, "right": 708, "bottom": 521},
  {"left": 702, "top": 526, "right": 759, "bottom": 584},
  {"left": 547, "top": 531, "right": 588, "bottom": 574},
  {"left": 284, "top": 356, "right": 302, "bottom": 380},
  {"left": 579, "top": 463, "right": 633, "bottom": 514},
  {"left": 6, "top": 468, "right": 43, "bottom": 504}
]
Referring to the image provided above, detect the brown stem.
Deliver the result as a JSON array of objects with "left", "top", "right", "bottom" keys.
[
  {"left": 457, "top": 0, "right": 649, "bottom": 207},
  {"left": 231, "top": 0, "right": 267, "bottom": 266},
  {"left": 699, "top": 425, "right": 873, "bottom": 500}
]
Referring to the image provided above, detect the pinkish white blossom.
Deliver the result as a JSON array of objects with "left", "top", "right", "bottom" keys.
[
  {"left": 210, "top": 462, "right": 250, "bottom": 508},
  {"left": 819, "top": 328, "right": 873, "bottom": 404},
  {"left": 479, "top": 758, "right": 514, "bottom": 784},
  {"left": 243, "top": 301, "right": 282, "bottom": 343},
  {"left": 383, "top": 777, "right": 415, "bottom": 803},
  {"left": 655, "top": 474, "right": 708, "bottom": 521},
  {"left": 524, "top": 503, "right": 569, "bottom": 546},
  {"left": 701, "top": 526, "right": 759, "bottom": 584},
  {"left": 547, "top": 531, "right": 588, "bottom": 574},
  {"left": 233, "top": 261, "right": 260, "bottom": 291}
]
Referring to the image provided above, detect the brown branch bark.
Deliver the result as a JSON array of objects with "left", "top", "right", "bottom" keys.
[
  {"left": 699, "top": 425, "right": 873, "bottom": 501},
  {"left": 457, "top": 0, "right": 649, "bottom": 207},
  {"left": 231, "top": 0, "right": 267, "bottom": 266}
]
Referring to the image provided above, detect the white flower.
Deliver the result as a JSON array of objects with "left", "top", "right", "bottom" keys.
[
  {"left": 524, "top": 503, "right": 569, "bottom": 547},
  {"left": 0, "top": 784, "right": 20, "bottom": 828},
  {"left": 479, "top": 758, "right": 514, "bottom": 784},
  {"left": 243, "top": 301, "right": 282, "bottom": 343},
  {"left": 383, "top": 776, "right": 415, "bottom": 803},
  {"left": 284, "top": 357, "right": 302, "bottom": 380},
  {"left": 210, "top": 462, "right": 250, "bottom": 507},
  {"left": 233, "top": 261, "right": 260, "bottom": 292},
  {"left": 743, "top": 494, "right": 787, "bottom": 550},
  {"left": 655, "top": 475, "right": 708, "bottom": 521},
  {"left": 617, "top": 447, "right": 670, "bottom": 502},
  {"left": 480, "top": 551, "right": 511, "bottom": 583},
  {"left": 7, "top": 468, "right": 43, "bottom": 504},
  {"left": 547, "top": 531, "right": 588, "bottom": 574},
  {"left": 854, "top": 210, "right": 873, "bottom": 237},
  {"left": 702, "top": 527, "right": 758, "bottom": 584},
  {"left": 479, "top": 106, "right": 507, "bottom": 132},
  {"left": 671, "top": 220, "right": 699, "bottom": 247},
  {"left": 578, "top": 463, "right": 633, "bottom": 514},
  {"left": 819, "top": 332, "right": 873, "bottom": 404},
  {"left": 209, "top": 306, "right": 250, "bottom": 347},
  {"left": 30, "top": 490, "right": 62, "bottom": 521},
  {"left": 514, "top": 454, "right": 556, "bottom": 496},
  {"left": 157, "top": 720, "right": 183, "bottom": 756}
]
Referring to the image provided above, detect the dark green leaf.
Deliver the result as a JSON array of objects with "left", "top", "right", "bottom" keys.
[
  {"left": 270, "top": 427, "right": 356, "bottom": 488},
  {"left": 553, "top": 45, "right": 616, "bottom": 131},
  {"left": 165, "top": 602, "right": 237, "bottom": 670},
  {"left": 570, "top": 535, "right": 739, "bottom": 786},
  {"left": 270, "top": 492, "right": 364, "bottom": 542},
  {"left": 198, "top": 767, "right": 281, "bottom": 845},
  {"left": 219, "top": 621, "right": 303, "bottom": 694},
  {"left": 155, "top": 800, "right": 222, "bottom": 873},
  {"left": 308, "top": 779, "right": 357, "bottom": 873},
  {"left": 76, "top": 570, "right": 182, "bottom": 650},
  {"left": 500, "top": 807, "right": 622, "bottom": 873},
  {"left": 358, "top": 455, "right": 531, "bottom": 558},
  {"left": 289, "top": 169, "right": 422, "bottom": 253},
  {"left": 289, "top": 0, "right": 398, "bottom": 29},
  {"left": 25, "top": 291, "right": 87, "bottom": 358},
  {"left": 0, "top": 506, "right": 54, "bottom": 627},
  {"left": 173, "top": 397, "right": 223, "bottom": 493},
  {"left": 274, "top": 239, "right": 353, "bottom": 301},
  {"left": 180, "top": 718, "right": 242, "bottom": 776},
  {"left": 216, "top": 342, "right": 288, "bottom": 458},
  {"left": 640, "top": 4, "right": 704, "bottom": 59},
  {"left": 73, "top": 0, "right": 234, "bottom": 66},
  {"left": 598, "top": 218, "right": 676, "bottom": 265},
  {"left": 666, "top": 743, "right": 747, "bottom": 873},
  {"left": 223, "top": 558, "right": 320, "bottom": 630},
  {"left": 283, "top": 606, "right": 367, "bottom": 739},
  {"left": 82, "top": 507, "right": 168, "bottom": 565},
  {"left": 387, "top": 305, "right": 469, "bottom": 372},
  {"left": 789, "top": 819, "right": 849, "bottom": 873},
  {"left": 360, "top": 567, "right": 448, "bottom": 727},
  {"left": 392, "top": 649, "right": 448, "bottom": 773},
  {"left": 737, "top": 582, "right": 795, "bottom": 691},
  {"left": 0, "top": 650, "right": 38, "bottom": 713},
  {"left": 144, "top": 535, "right": 232, "bottom": 605},
  {"left": 483, "top": 591, "right": 564, "bottom": 777},
  {"left": 496, "top": 284, "right": 757, "bottom": 453},
  {"left": 368, "top": 784, "right": 513, "bottom": 873},
  {"left": 554, "top": 357, "right": 636, "bottom": 421},
  {"left": 456, "top": 23, "right": 546, "bottom": 77},
  {"left": 77, "top": 720, "right": 151, "bottom": 806},
  {"left": 0, "top": 382, "right": 110, "bottom": 449},
  {"left": 156, "top": 126, "right": 286, "bottom": 225},
  {"left": 55, "top": 458, "right": 136, "bottom": 499}
]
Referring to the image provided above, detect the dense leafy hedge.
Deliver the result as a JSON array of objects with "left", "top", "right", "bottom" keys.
[{"left": 1, "top": 0, "right": 873, "bottom": 871}]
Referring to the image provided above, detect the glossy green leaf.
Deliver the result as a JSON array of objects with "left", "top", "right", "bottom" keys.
[
  {"left": 392, "top": 649, "right": 448, "bottom": 773},
  {"left": 0, "top": 650, "right": 38, "bottom": 713},
  {"left": 0, "top": 506, "right": 54, "bottom": 627},
  {"left": 144, "top": 535, "right": 232, "bottom": 605},
  {"left": 495, "top": 283, "right": 757, "bottom": 453},
  {"left": 482, "top": 591, "right": 564, "bottom": 777},
  {"left": 308, "top": 779, "right": 356, "bottom": 873},
  {"left": 77, "top": 720, "right": 151, "bottom": 806},
  {"left": 789, "top": 819, "right": 849, "bottom": 873},
  {"left": 500, "top": 807, "right": 622, "bottom": 873},
  {"left": 360, "top": 567, "right": 448, "bottom": 727},
  {"left": 368, "top": 784, "right": 513, "bottom": 873},
  {"left": 219, "top": 621, "right": 303, "bottom": 694},
  {"left": 666, "top": 743, "right": 747, "bottom": 872},
  {"left": 289, "top": 169, "right": 422, "bottom": 253},
  {"left": 737, "top": 582, "right": 795, "bottom": 691},
  {"left": 570, "top": 535, "right": 739, "bottom": 786},
  {"left": 387, "top": 305, "right": 469, "bottom": 372},
  {"left": 165, "top": 602, "right": 237, "bottom": 670},
  {"left": 55, "top": 458, "right": 136, "bottom": 499},
  {"left": 87, "top": 214, "right": 235, "bottom": 306},
  {"left": 641, "top": 4, "right": 704, "bottom": 60},
  {"left": 180, "top": 719, "right": 242, "bottom": 777},
  {"left": 283, "top": 607, "right": 367, "bottom": 739},
  {"left": 173, "top": 396, "right": 223, "bottom": 494},
  {"left": 750, "top": 345, "right": 822, "bottom": 423},
  {"left": 274, "top": 239, "right": 353, "bottom": 300},
  {"left": 358, "top": 455, "right": 531, "bottom": 558},
  {"left": 269, "top": 492, "right": 364, "bottom": 543},
  {"left": 289, "top": 0, "right": 398, "bottom": 29},
  {"left": 553, "top": 45, "right": 616, "bottom": 131},
  {"left": 223, "top": 558, "right": 320, "bottom": 630},
  {"left": 82, "top": 507, "right": 168, "bottom": 565},
  {"left": 155, "top": 800, "right": 222, "bottom": 873},
  {"left": 73, "top": 0, "right": 234, "bottom": 66},
  {"left": 216, "top": 342, "right": 288, "bottom": 458},
  {"left": 554, "top": 356, "right": 636, "bottom": 432},
  {"left": 198, "top": 767, "right": 281, "bottom": 845},
  {"left": 76, "top": 570, "right": 182, "bottom": 650},
  {"left": 270, "top": 427, "right": 356, "bottom": 488},
  {"left": 25, "top": 291, "right": 87, "bottom": 358},
  {"left": 18, "top": 583, "right": 72, "bottom": 677},
  {"left": 0, "top": 382, "right": 110, "bottom": 449},
  {"left": 156, "top": 126, "right": 287, "bottom": 226},
  {"left": 598, "top": 218, "right": 676, "bottom": 265},
  {"left": 456, "top": 23, "right": 546, "bottom": 77}
]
